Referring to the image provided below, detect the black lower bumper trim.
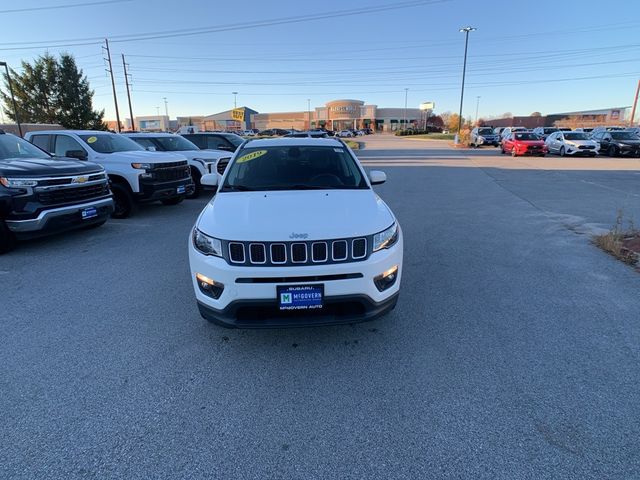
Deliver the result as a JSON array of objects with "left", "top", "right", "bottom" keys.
[
  {"left": 197, "top": 292, "right": 399, "bottom": 329},
  {"left": 137, "top": 179, "right": 194, "bottom": 202}
]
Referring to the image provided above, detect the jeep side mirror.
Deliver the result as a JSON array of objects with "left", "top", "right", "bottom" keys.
[
  {"left": 200, "top": 173, "right": 218, "bottom": 187},
  {"left": 368, "top": 170, "right": 386, "bottom": 185},
  {"left": 65, "top": 149, "right": 87, "bottom": 160}
]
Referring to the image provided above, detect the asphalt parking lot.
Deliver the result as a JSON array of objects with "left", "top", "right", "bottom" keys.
[{"left": 2, "top": 135, "right": 640, "bottom": 479}]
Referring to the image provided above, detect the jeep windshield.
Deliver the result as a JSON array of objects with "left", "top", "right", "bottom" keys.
[
  {"left": 0, "top": 134, "right": 50, "bottom": 159},
  {"left": 221, "top": 145, "right": 368, "bottom": 192},
  {"left": 478, "top": 128, "right": 493, "bottom": 135},
  {"left": 79, "top": 134, "right": 144, "bottom": 153}
]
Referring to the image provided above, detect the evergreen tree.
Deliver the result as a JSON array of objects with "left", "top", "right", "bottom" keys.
[
  {"left": 1, "top": 53, "right": 105, "bottom": 130},
  {"left": 56, "top": 54, "right": 105, "bottom": 130}
]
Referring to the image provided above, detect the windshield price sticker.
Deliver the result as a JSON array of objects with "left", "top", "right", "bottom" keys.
[
  {"left": 237, "top": 150, "right": 267, "bottom": 164},
  {"left": 87, "top": 136, "right": 97, "bottom": 143}
]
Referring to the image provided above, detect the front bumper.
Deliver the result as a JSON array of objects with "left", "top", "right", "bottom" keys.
[
  {"left": 565, "top": 147, "right": 598, "bottom": 156},
  {"left": 6, "top": 197, "right": 114, "bottom": 236},
  {"left": 476, "top": 137, "right": 499, "bottom": 146},
  {"left": 138, "top": 178, "right": 194, "bottom": 202},
  {"left": 189, "top": 232, "right": 403, "bottom": 328}
]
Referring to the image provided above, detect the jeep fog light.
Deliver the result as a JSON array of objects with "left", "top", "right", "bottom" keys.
[
  {"left": 196, "top": 273, "right": 224, "bottom": 299},
  {"left": 374, "top": 265, "right": 398, "bottom": 292}
]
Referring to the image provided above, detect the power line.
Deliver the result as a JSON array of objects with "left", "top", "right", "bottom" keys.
[
  {"left": 0, "top": 0, "right": 133, "bottom": 14},
  {"left": 0, "top": 0, "right": 448, "bottom": 49}
]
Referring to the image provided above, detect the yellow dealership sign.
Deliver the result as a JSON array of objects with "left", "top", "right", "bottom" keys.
[{"left": 231, "top": 108, "right": 245, "bottom": 121}]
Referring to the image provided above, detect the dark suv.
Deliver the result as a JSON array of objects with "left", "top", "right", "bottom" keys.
[
  {"left": 0, "top": 131, "right": 113, "bottom": 253},
  {"left": 181, "top": 132, "right": 244, "bottom": 152}
]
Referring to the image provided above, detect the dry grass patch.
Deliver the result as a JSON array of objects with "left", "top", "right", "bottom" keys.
[{"left": 593, "top": 212, "right": 640, "bottom": 266}]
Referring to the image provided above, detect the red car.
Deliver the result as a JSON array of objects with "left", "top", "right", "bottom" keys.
[{"left": 501, "top": 131, "right": 547, "bottom": 157}]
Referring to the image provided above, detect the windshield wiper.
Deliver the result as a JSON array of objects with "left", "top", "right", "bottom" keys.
[{"left": 220, "top": 185, "right": 256, "bottom": 192}]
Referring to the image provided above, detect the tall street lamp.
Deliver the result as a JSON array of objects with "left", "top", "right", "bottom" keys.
[
  {"left": 0, "top": 61, "right": 22, "bottom": 137},
  {"left": 232, "top": 91, "right": 238, "bottom": 109},
  {"left": 403, "top": 88, "right": 408, "bottom": 130},
  {"left": 307, "top": 98, "right": 311, "bottom": 130},
  {"left": 475, "top": 96, "right": 481, "bottom": 125},
  {"left": 456, "top": 26, "right": 476, "bottom": 144}
]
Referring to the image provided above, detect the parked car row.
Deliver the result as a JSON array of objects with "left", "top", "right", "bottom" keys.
[
  {"left": 0, "top": 128, "right": 239, "bottom": 254},
  {"left": 470, "top": 125, "right": 640, "bottom": 158}
]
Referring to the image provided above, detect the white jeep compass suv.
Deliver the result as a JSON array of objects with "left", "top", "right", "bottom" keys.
[{"left": 188, "top": 137, "right": 403, "bottom": 328}]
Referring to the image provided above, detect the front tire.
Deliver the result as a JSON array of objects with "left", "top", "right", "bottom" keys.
[
  {"left": 161, "top": 196, "right": 184, "bottom": 206},
  {"left": 110, "top": 182, "right": 136, "bottom": 219},
  {"left": 560, "top": 146, "right": 566, "bottom": 157},
  {"left": 187, "top": 167, "right": 201, "bottom": 199},
  {"left": 608, "top": 145, "right": 618, "bottom": 157},
  {"left": 0, "top": 220, "right": 16, "bottom": 254}
]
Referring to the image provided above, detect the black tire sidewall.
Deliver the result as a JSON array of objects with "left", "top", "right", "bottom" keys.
[
  {"left": 110, "top": 183, "right": 135, "bottom": 219},
  {"left": 187, "top": 167, "right": 201, "bottom": 199},
  {"left": 0, "top": 220, "right": 16, "bottom": 254}
]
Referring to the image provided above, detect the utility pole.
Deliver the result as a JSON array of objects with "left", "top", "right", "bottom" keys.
[
  {"left": 475, "top": 96, "right": 481, "bottom": 125},
  {"left": 630, "top": 79, "right": 640, "bottom": 127},
  {"left": 163, "top": 97, "right": 168, "bottom": 117},
  {"left": 103, "top": 39, "right": 121, "bottom": 132},
  {"left": 403, "top": 88, "right": 408, "bottom": 130},
  {"left": 122, "top": 54, "right": 134, "bottom": 131},
  {"left": 0, "top": 61, "right": 22, "bottom": 136},
  {"left": 456, "top": 26, "right": 476, "bottom": 143}
]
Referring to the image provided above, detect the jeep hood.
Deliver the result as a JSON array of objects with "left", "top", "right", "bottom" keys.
[{"left": 197, "top": 190, "right": 395, "bottom": 241}]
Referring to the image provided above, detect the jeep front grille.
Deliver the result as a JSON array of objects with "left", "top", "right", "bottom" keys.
[{"left": 223, "top": 237, "right": 371, "bottom": 266}]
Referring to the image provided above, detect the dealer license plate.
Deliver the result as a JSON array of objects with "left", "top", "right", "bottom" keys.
[
  {"left": 176, "top": 185, "right": 186, "bottom": 194},
  {"left": 277, "top": 285, "right": 324, "bottom": 311},
  {"left": 81, "top": 207, "right": 98, "bottom": 220}
]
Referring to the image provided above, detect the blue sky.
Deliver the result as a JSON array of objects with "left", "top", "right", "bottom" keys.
[{"left": 1, "top": 0, "right": 639, "bottom": 121}]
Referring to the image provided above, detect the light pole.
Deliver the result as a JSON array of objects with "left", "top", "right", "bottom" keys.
[
  {"left": 307, "top": 98, "right": 311, "bottom": 130},
  {"left": 403, "top": 88, "right": 408, "bottom": 131},
  {"left": 232, "top": 91, "right": 238, "bottom": 109},
  {"left": 456, "top": 26, "right": 476, "bottom": 143},
  {"left": 475, "top": 96, "right": 481, "bottom": 126},
  {"left": 163, "top": 97, "right": 169, "bottom": 117},
  {"left": 155, "top": 106, "right": 160, "bottom": 117},
  {"left": 0, "top": 61, "right": 22, "bottom": 137}
]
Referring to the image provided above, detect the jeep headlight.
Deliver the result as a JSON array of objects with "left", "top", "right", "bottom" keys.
[
  {"left": 373, "top": 223, "right": 399, "bottom": 252},
  {"left": 0, "top": 177, "right": 38, "bottom": 187},
  {"left": 193, "top": 228, "right": 223, "bottom": 256}
]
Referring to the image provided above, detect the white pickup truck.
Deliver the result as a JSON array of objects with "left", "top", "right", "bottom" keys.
[
  {"left": 25, "top": 130, "right": 194, "bottom": 218},
  {"left": 123, "top": 133, "right": 230, "bottom": 198}
]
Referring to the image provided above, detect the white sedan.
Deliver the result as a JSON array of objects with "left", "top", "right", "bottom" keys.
[
  {"left": 337, "top": 130, "right": 354, "bottom": 138},
  {"left": 545, "top": 131, "right": 599, "bottom": 157}
]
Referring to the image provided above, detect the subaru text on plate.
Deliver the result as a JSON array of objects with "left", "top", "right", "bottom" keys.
[{"left": 188, "top": 137, "right": 403, "bottom": 328}]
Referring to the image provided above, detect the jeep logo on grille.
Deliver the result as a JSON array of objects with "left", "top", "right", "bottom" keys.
[{"left": 289, "top": 232, "right": 309, "bottom": 239}]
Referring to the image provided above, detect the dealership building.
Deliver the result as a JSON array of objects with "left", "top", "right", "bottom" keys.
[{"left": 253, "top": 99, "right": 424, "bottom": 132}]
